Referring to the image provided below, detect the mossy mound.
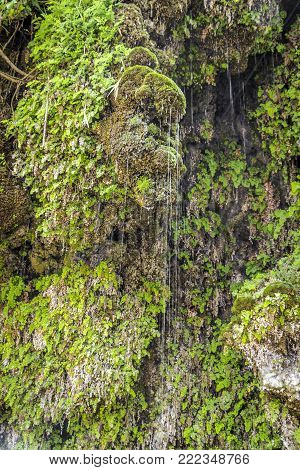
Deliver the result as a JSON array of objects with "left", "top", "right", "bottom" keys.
[
  {"left": 263, "top": 282, "right": 296, "bottom": 298},
  {"left": 135, "top": 70, "right": 186, "bottom": 120},
  {"left": 126, "top": 47, "right": 159, "bottom": 69},
  {"left": 7, "top": 0, "right": 130, "bottom": 252},
  {"left": 97, "top": 63, "right": 185, "bottom": 208},
  {"left": 254, "top": 19, "right": 300, "bottom": 165},
  {"left": 97, "top": 111, "right": 184, "bottom": 207}
]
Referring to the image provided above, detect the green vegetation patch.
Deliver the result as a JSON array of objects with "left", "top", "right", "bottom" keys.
[
  {"left": 7, "top": 0, "right": 129, "bottom": 251},
  {"left": 0, "top": 260, "right": 169, "bottom": 448}
]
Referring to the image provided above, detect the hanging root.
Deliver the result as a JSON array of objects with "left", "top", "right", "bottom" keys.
[
  {"left": 0, "top": 47, "right": 27, "bottom": 76},
  {"left": 0, "top": 69, "right": 23, "bottom": 84}
]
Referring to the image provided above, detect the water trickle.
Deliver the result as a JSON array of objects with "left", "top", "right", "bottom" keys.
[
  {"left": 227, "top": 64, "right": 235, "bottom": 131},
  {"left": 119, "top": 156, "right": 129, "bottom": 270},
  {"left": 190, "top": 86, "right": 194, "bottom": 130}
]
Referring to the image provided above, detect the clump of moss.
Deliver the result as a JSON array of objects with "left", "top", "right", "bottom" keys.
[
  {"left": 133, "top": 0, "right": 192, "bottom": 24},
  {"left": 116, "top": 65, "right": 153, "bottom": 108},
  {"left": 97, "top": 62, "right": 185, "bottom": 208},
  {"left": 126, "top": 47, "right": 159, "bottom": 69},
  {"left": 230, "top": 252, "right": 300, "bottom": 345},
  {"left": 135, "top": 70, "right": 186, "bottom": 120},
  {"left": 149, "top": 319, "right": 283, "bottom": 450},
  {"left": 116, "top": 65, "right": 186, "bottom": 120}
]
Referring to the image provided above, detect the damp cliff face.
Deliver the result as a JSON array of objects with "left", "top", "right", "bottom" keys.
[{"left": 0, "top": 0, "right": 299, "bottom": 450}]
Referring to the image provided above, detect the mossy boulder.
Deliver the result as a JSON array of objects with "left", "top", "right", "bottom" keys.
[
  {"left": 97, "top": 63, "right": 185, "bottom": 208},
  {"left": 135, "top": 70, "right": 186, "bottom": 120},
  {"left": 29, "top": 240, "right": 61, "bottom": 275},
  {"left": 126, "top": 47, "right": 159, "bottom": 69}
]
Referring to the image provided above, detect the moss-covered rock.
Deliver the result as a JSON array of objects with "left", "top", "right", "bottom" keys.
[
  {"left": 131, "top": 0, "right": 192, "bottom": 24},
  {"left": 0, "top": 0, "right": 298, "bottom": 452},
  {"left": 126, "top": 46, "right": 159, "bottom": 69},
  {"left": 232, "top": 294, "right": 256, "bottom": 314},
  {"left": 228, "top": 252, "right": 300, "bottom": 444},
  {"left": 135, "top": 70, "right": 186, "bottom": 120},
  {"left": 97, "top": 63, "right": 185, "bottom": 208}
]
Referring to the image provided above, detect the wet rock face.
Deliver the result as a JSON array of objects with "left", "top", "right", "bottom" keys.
[
  {"left": 0, "top": 167, "right": 30, "bottom": 234},
  {"left": 174, "top": 0, "right": 284, "bottom": 79},
  {"left": 258, "top": 349, "right": 300, "bottom": 412},
  {"left": 117, "top": 3, "right": 150, "bottom": 47},
  {"left": 203, "top": 0, "right": 280, "bottom": 25},
  {"left": 0, "top": 0, "right": 299, "bottom": 451},
  {"left": 125, "top": 0, "right": 192, "bottom": 23}
]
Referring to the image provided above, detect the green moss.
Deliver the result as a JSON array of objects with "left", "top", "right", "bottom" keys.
[
  {"left": 294, "top": 428, "right": 300, "bottom": 446},
  {"left": 117, "top": 3, "right": 149, "bottom": 47},
  {"left": 134, "top": 0, "right": 191, "bottom": 23},
  {"left": 263, "top": 282, "right": 296, "bottom": 298},
  {"left": 118, "top": 66, "right": 186, "bottom": 120},
  {"left": 136, "top": 70, "right": 186, "bottom": 120},
  {"left": 126, "top": 47, "right": 159, "bottom": 69},
  {"left": 229, "top": 251, "right": 300, "bottom": 344},
  {"left": 232, "top": 295, "right": 256, "bottom": 315},
  {"left": 156, "top": 319, "right": 282, "bottom": 450},
  {"left": 97, "top": 61, "right": 185, "bottom": 208}
]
